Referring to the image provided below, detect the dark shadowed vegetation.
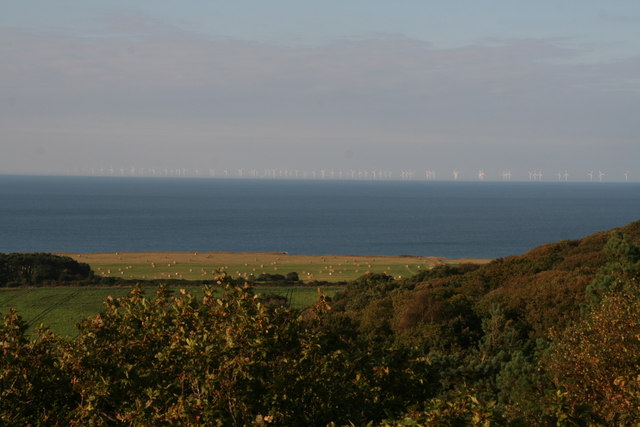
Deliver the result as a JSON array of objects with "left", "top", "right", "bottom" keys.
[{"left": 0, "top": 253, "right": 93, "bottom": 287}]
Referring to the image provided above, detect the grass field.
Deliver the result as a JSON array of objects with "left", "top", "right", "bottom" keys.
[
  {"left": 1, "top": 252, "right": 490, "bottom": 336},
  {"left": 0, "top": 285, "right": 340, "bottom": 337},
  {"left": 59, "top": 251, "right": 488, "bottom": 283}
]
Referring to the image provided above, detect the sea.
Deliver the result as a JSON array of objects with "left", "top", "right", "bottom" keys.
[{"left": 0, "top": 175, "right": 638, "bottom": 259}]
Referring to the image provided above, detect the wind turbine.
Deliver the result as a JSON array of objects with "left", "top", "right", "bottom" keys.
[
  {"left": 587, "top": 170, "right": 594, "bottom": 182},
  {"left": 624, "top": 171, "right": 630, "bottom": 182},
  {"left": 478, "top": 170, "right": 485, "bottom": 181},
  {"left": 598, "top": 170, "right": 605, "bottom": 182},
  {"left": 563, "top": 170, "right": 569, "bottom": 181},
  {"left": 453, "top": 170, "right": 460, "bottom": 181}
]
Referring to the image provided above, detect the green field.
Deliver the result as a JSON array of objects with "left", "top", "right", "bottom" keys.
[
  {"left": 0, "top": 285, "right": 340, "bottom": 337},
  {"left": 60, "top": 251, "right": 486, "bottom": 283},
  {"left": 1, "top": 252, "right": 490, "bottom": 337}
]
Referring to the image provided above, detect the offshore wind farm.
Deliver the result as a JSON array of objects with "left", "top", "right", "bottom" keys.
[{"left": 57, "top": 166, "right": 635, "bottom": 182}]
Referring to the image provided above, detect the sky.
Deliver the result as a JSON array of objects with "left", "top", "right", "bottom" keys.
[{"left": 2, "top": 1, "right": 640, "bottom": 181}]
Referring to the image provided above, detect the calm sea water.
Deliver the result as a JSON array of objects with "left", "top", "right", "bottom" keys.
[{"left": 0, "top": 175, "right": 638, "bottom": 259}]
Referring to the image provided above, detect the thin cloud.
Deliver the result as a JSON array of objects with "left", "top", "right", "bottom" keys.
[{"left": 1, "top": 28, "right": 639, "bottom": 174}]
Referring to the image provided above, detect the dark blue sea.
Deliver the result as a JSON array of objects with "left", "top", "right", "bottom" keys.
[{"left": 0, "top": 175, "right": 638, "bottom": 259}]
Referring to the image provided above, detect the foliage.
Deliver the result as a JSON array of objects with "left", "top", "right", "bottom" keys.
[
  {"left": 0, "top": 279, "right": 438, "bottom": 424},
  {"left": 0, "top": 253, "right": 93, "bottom": 287},
  {"left": 332, "top": 273, "right": 401, "bottom": 311},
  {"left": 545, "top": 289, "right": 640, "bottom": 424},
  {"left": 586, "top": 230, "right": 640, "bottom": 305},
  {"left": 253, "top": 271, "right": 301, "bottom": 285},
  {"left": 382, "top": 387, "right": 506, "bottom": 426},
  {"left": 0, "top": 310, "right": 75, "bottom": 424}
]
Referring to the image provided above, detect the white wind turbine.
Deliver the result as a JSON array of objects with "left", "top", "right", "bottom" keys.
[
  {"left": 624, "top": 171, "right": 630, "bottom": 182},
  {"left": 598, "top": 170, "right": 605, "bottom": 182},
  {"left": 453, "top": 170, "right": 460, "bottom": 181},
  {"left": 587, "top": 170, "right": 594, "bottom": 182},
  {"left": 478, "top": 170, "right": 485, "bottom": 181}
]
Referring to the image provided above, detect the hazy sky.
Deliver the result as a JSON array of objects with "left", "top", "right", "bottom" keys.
[{"left": 2, "top": 1, "right": 639, "bottom": 181}]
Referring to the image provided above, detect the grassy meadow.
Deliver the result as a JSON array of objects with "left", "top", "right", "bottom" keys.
[
  {"left": 0, "top": 252, "right": 489, "bottom": 336},
  {"left": 59, "top": 251, "right": 485, "bottom": 283},
  {"left": 0, "top": 285, "right": 340, "bottom": 337}
]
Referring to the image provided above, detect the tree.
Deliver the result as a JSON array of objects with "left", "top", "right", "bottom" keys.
[
  {"left": 0, "top": 253, "right": 92, "bottom": 286},
  {"left": 545, "top": 289, "right": 640, "bottom": 424},
  {"left": 0, "top": 310, "right": 75, "bottom": 424},
  {"left": 586, "top": 230, "right": 640, "bottom": 305}
]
